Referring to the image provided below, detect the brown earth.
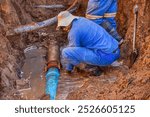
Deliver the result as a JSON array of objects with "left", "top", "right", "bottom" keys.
[{"left": 0, "top": 0, "right": 150, "bottom": 100}]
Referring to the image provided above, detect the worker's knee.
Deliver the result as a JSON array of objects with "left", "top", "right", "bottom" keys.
[{"left": 62, "top": 47, "right": 72, "bottom": 59}]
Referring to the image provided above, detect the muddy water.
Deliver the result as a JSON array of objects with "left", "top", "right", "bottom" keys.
[
  {"left": 57, "top": 70, "right": 117, "bottom": 100},
  {"left": 19, "top": 45, "right": 87, "bottom": 100},
  {"left": 19, "top": 45, "right": 46, "bottom": 99},
  {"left": 57, "top": 71, "right": 118, "bottom": 100},
  {"left": 57, "top": 72, "right": 89, "bottom": 100},
  {"left": 19, "top": 46, "right": 118, "bottom": 100}
]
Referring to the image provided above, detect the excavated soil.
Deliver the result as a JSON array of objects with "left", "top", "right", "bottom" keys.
[{"left": 0, "top": 0, "right": 150, "bottom": 100}]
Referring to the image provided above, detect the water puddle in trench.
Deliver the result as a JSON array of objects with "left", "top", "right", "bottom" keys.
[
  {"left": 17, "top": 45, "right": 117, "bottom": 100},
  {"left": 18, "top": 45, "right": 46, "bottom": 99}
]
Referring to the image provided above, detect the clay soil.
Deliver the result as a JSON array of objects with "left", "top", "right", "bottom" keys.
[{"left": 0, "top": 0, "right": 150, "bottom": 100}]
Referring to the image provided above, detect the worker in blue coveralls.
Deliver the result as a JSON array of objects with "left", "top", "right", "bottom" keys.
[
  {"left": 56, "top": 11, "right": 120, "bottom": 74},
  {"left": 67, "top": 0, "right": 123, "bottom": 44}
]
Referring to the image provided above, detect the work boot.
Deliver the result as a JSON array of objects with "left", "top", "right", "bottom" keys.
[
  {"left": 84, "top": 65, "right": 102, "bottom": 76},
  {"left": 89, "top": 68, "right": 102, "bottom": 76}
]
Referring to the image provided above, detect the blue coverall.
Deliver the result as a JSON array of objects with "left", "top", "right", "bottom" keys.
[
  {"left": 86, "top": 0, "right": 122, "bottom": 42},
  {"left": 86, "top": 0, "right": 117, "bottom": 28},
  {"left": 62, "top": 18, "right": 120, "bottom": 71}
]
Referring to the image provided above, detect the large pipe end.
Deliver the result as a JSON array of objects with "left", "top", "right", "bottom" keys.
[{"left": 47, "top": 40, "right": 60, "bottom": 69}]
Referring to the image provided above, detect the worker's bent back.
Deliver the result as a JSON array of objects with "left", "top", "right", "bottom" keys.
[
  {"left": 61, "top": 17, "right": 120, "bottom": 71},
  {"left": 68, "top": 17, "right": 119, "bottom": 54}
]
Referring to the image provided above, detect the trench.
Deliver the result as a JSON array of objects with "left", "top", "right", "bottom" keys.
[
  {"left": 17, "top": 43, "right": 120, "bottom": 100},
  {"left": 0, "top": 0, "right": 150, "bottom": 100}
]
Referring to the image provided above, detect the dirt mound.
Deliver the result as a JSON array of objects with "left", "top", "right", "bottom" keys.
[{"left": 0, "top": 0, "right": 150, "bottom": 99}]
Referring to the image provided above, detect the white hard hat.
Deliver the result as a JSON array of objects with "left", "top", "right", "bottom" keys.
[{"left": 57, "top": 11, "right": 79, "bottom": 27}]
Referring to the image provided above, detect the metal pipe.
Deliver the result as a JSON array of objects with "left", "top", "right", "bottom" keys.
[
  {"left": 34, "top": 5, "right": 65, "bottom": 9},
  {"left": 45, "top": 40, "right": 60, "bottom": 100},
  {"left": 6, "top": 7, "right": 78, "bottom": 36},
  {"left": 47, "top": 40, "right": 60, "bottom": 68}
]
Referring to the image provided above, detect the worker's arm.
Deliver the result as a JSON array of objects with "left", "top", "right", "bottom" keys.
[
  {"left": 68, "top": 32, "right": 80, "bottom": 47},
  {"left": 67, "top": 0, "right": 82, "bottom": 11},
  {"left": 65, "top": 31, "right": 80, "bottom": 71}
]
